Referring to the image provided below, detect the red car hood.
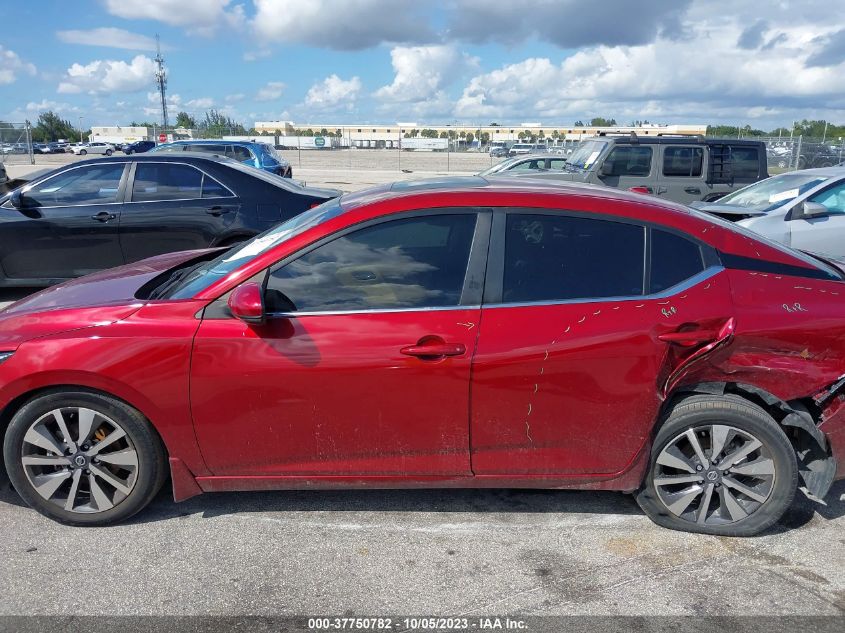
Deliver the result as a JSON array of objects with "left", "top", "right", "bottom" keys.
[{"left": 0, "top": 249, "right": 216, "bottom": 349}]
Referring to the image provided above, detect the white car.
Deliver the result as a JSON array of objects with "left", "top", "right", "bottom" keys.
[
  {"left": 71, "top": 142, "right": 115, "bottom": 156},
  {"left": 692, "top": 167, "right": 845, "bottom": 259}
]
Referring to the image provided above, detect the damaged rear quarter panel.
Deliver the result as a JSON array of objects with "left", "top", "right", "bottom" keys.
[{"left": 678, "top": 270, "right": 845, "bottom": 402}]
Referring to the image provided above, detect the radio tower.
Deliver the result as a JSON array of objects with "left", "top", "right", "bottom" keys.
[{"left": 154, "top": 35, "right": 169, "bottom": 133}]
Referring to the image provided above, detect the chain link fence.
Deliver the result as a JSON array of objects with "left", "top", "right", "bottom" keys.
[
  {"left": 0, "top": 122, "right": 35, "bottom": 165},
  {"left": 760, "top": 136, "right": 845, "bottom": 173}
]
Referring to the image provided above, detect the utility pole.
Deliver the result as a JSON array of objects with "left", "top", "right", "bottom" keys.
[{"left": 154, "top": 35, "right": 169, "bottom": 136}]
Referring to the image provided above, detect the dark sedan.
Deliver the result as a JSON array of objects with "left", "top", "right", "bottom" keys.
[
  {"left": 0, "top": 153, "right": 342, "bottom": 287},
  {"left": 121, "top": 140, "right": 156, "bottom": 154}
]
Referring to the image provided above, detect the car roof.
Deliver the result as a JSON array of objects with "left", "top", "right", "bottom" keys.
[
  {"left": 164, "top": 139, "right": 265, "bottom": 147},
  {"left": 70, "top": 152, "right": 238, "bottom": 166},
  {"left": 339, "top": 175, "right": 689, "bottom": 212},
  {"left": 591, "top": 135, "right": 764, "bottom": 146}
]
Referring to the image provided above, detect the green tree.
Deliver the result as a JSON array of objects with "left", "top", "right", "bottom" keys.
[
  {"left": 198, "top": 109, "right": 247, "bottom": 137},
  {"left": 175, "top": 111, "right": 197, "bottom": 129},
  {"left": 466, "top": 132, "right": 474, "bottom": 144},
  {"left": 32, "top": 111, "right": 78, "bottom": 142},
  {"left": 589, "top": 117, "right": 617, "bottom": 127}
]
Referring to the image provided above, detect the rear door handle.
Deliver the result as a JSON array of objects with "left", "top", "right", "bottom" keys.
[
  {"left": 205, "top": 206, "right": 232, "bottom": 216},
  {"left": 658, "top": 329, "right": 718, "bottom": 347},
  {"left": 401, "top": 341, "right": 466, "bottom": 359},
  {"left": 91, "top": 211, "right": 116, "bottom": 222},
  {"left": 684, "top": 187, "right": 702, "bottom": 195}
]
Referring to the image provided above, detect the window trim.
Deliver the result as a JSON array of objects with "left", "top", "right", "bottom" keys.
[
  {"left": 19, "top": 161, "right": 131, "bottom": 209},
  {"left": 260, "top": 208, "right": 492, "bottom": 317},
  {"left": 484, "top": 207, "right": 718, "bottom": 307},
  {"left": 125, "top": 161, "right": 236, "bottom": 204}
]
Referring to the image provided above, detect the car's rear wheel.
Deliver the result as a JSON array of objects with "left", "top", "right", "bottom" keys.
[
  {"left": 3, "top": 391, "right": 167, "bottom": 526},
  {"left": 636, "top": 394, "right": 798, "bottom": 536},
  {"left": 79, "top": 149, "right": 87, "bottom": 155},
  {"left": 105, "top": 149, "right": 113, "bottom": 156}
]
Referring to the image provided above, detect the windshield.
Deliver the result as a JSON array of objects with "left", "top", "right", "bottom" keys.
[
  {"left": 717, "top": 173, "right": 829, "bottom": 212},
  {"left": 165, "top": 198, "right": 346, "bottom": 299},
  {"left": 565, "top": 140, "right": 607, "bottom": 170},
  {"left": 478, "top": 156, "right": 522, "bottom": 176}
]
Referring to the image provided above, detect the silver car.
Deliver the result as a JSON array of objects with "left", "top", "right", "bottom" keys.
[
  {"left": 692, "top": 167, "right": 845, "bottom": 258},
  {"left": 479, "top": 153, "right": 569, "bottom": 176},
  {"left": 71, "top": 142, "right": 115, "bottom": 156}
]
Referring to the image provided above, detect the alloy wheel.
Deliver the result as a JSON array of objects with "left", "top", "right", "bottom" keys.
[
  {"left": 20, "top": 407, "right": 139, "bottom": 514},
  {"left": 653, "top": 424, "right": 776, "bottom": 527}
]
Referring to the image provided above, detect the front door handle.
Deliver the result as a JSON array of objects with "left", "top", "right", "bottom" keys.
[
  {"left": 91, "top": 211, "right": 116, "bottom": 222},
  {"left": 205, "top": 206, "right": 231, "bottom": 216},
  {"left": 658, "top": 329, "right": 718, "bottom": 347},
  {"left": 401, "top": 339, "right": 466, "bottom": 359},
  {"left": 684, "top": 187, "right": 702, "bottom": 195}
]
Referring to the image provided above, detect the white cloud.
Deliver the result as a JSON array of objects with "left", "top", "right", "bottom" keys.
[
  {"left": 251, "top": 0, "right": 433, "bottom": 50},
  {"left": 25, "top": 100, "right": 78, "bottom": 113},
  {"left": 58, "top": 55, "right": 157, "bottom": 95},
  {"left": 454, "top": 21, "right": 845, "bottom": 125},
  {"left": 225, "top": 93, "right": 246, "bottom": 102},
  {"left": 375, "top": 45, "right": 478, "bottom": 104},
  {"left": 255, "top": 81, "right": 285, "bottom": 102},
  {"left": 304, "top": 75, "right": 362, "bottom": 111},
  {"left": 56, "top": 28, "right": 164, "bottom": 52},
  {"left": 186, "top": 97, "right": 214, "bottom": 109},
  {"left": 0, "top": 45, "right": 36, "bottom": 85},
  {"left": 103, "top": 0, "right": 242, "bottom": 35}
]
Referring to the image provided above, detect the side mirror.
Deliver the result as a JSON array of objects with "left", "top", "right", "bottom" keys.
[
  {"left": 598, "top": 161, "right": 614, "bottom": 177},
  {"left": 9, "top": 189, "right": 22, "bottom": 209},
  {"left": 798, "top": 201, "right": 829, "bottom": 220},
  {"left": 228, "top": 282, "right": 265, "bottom": 325}
]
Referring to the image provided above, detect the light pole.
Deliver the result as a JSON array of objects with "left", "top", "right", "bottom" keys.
[{"left": 78, "top": 117, "right": 84, "bottom": 143}]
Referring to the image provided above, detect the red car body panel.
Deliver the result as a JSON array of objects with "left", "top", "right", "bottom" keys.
[
  {"left": 190, "top": 310, "right": 481, "bottom": 476},
  {"left": 0, "top": 180, "right": 843, "bottom": 499},
  {"left": 469, "top": 270, "right": 734, "bottom": 476}
]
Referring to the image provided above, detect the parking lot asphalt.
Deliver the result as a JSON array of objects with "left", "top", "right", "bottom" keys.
[
  {"left": 0, "top": 477, "right": 843, "bottom": 616},
  {"left": 1, "top": 160, "right": 844, "bottom": 619}
]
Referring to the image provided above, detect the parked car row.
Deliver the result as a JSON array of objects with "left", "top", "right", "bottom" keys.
[{"left": 0, "top": 153, "right": 339, "bottom": 286}]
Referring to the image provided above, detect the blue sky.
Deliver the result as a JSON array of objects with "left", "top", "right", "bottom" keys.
[{"left": 1, "top": 0, "right": 844, "bottom": 129}]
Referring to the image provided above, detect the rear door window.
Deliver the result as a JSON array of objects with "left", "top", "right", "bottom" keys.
[
  {"left": 501, "top": 214, "right": 645, "bottom": 303},
  {"left": 604, "top": 146, "right": 653, "bottom": 176},
  {"left": 663, "top": 147, "right": 704, "bottom": 177},
  {"left": 229, "top": 145, "right": 254, "bottom": 162},
  {"left": 132, "top": 163, "right": 203, "bottom": 201}
]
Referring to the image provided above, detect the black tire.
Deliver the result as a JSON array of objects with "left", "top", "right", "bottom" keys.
[
  {"left": 636, "top": 394, "right": 798, "bottom": 536},
  {"left": 105, "top": 149, "right": 113, "bottom": 156},
  {"left": 3, "top": 390, "right": 167, "bottom": 526}
]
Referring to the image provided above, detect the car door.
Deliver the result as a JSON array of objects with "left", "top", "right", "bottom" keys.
[
  {"left": 119, "top": 161, "right": 241, "bottom": 263},
  {"left": 656, "top": 145, "right": 707, "bottom": 204},
  {"left": 190, "top": 210, "right": 489, "bottom": 476},
  {"left": 595, "top": 144, "right": 656, "bottom": 193},
  {"left": 788, "top": 180, "right": 845, "bottom": 258},
  {"left": 0, "top": 162, "right": 127, "bottom": 281},
  {"left": 470, "top": 210, "right": 734, "bottom": 476}
]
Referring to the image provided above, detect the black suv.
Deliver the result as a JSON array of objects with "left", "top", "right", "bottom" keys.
[{"left": 503, "top": 134, "right": 769, "bottom": 204}]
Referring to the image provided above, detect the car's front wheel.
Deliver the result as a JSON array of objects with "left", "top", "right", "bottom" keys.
[
  {"left": 636, "top": 394, "right": 798, "bottom": 536},
  {"left": 78, "top": 149, "right": 87, "bottom": 156},
  {"left": 3, "top": 390, "right": 167, "bottom": 526},
  {"left": 105, "top": 149, "right": 113, "bottom": 156}
]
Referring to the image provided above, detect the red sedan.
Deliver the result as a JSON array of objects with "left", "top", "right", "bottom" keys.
[{"left": 1, "top": 177, "right": 844, "bottom": 535}]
